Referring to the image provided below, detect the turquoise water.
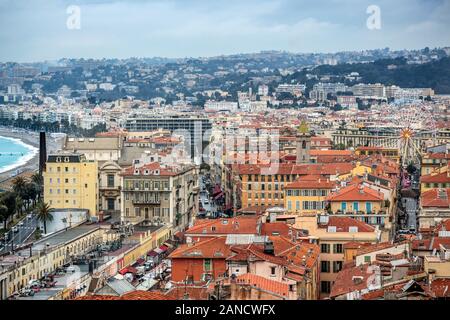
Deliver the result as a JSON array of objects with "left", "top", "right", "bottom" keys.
[{"left": 0, "top": 136, "right": 38, "bottom": 174}]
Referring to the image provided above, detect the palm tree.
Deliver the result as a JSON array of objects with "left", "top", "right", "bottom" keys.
[
  {"left": 35, "top": 201, "right": 53, "bottom": 234},
  {"left": 31, "top": 172, "right": 43, "bottom": 201},
  {"left": 14, "top": 196, "right": 23, "bottom": 216},
  {"left": 0, "top": 204, "right": 8, "bottom": 230},
  {"left": 12, "top": 176, "right": 26, "bottom": 196}
]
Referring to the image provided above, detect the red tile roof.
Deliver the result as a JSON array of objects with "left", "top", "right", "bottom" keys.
[
  {"left": 235, "top": 273, "right": 290, "bottom": 298},
  {"left": 121, "top": 162, "right": 180, "bottom": 177},
  {"left": 75, "top": 291, "right": 175, "bottom": 300},
  {"left": 326, "top": 184, "right": 384, "bottom": 202},
  {"left": 185, "top": 216, "right": 259, "bottom": 236},
  {"left": 165, "top": 286, "right": 211, "bottom": 300},
  {"left": 421, "top": 171, "right": 450, "bottom": 183},
  {"left": 285, "top": 176, "right": 336, "bottom": 189},
  {"left": 420, "top": 188, "right": 450, "bottom": 207},
  {"left": 233, "top": 163, "right": 354, "bottom": 176},
  {"left": 427, "top": 279, "right": 450, "bottom": 298},
  {"left": 330, "top": 263, "right": 372, "bottom": 298},
  {"left": 319, "top": 216, "right": 376, "bottom": 233},
  {"left": 356, "top": 241, "right": 408, "bottom": 256},
  {"left": 310, "top": 150, "right": 352, "bottom": 156},
  {"left": 169, "top": 237, "right": 232, "bottom": 259},
  {"left": 261, "top": 222, "right": 291, "bottom": 237}
]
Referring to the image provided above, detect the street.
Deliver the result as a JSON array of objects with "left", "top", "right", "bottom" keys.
[
  {"left": 199, "top": 174, "right": 218, "bottom": 217},
  {"left": 1, "top": 215, "right": 38, "bottom": 254}
]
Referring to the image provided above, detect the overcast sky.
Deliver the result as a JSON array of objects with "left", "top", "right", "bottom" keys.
[{"left": 0, "top": 0, "right": 449, "bottom": 62}]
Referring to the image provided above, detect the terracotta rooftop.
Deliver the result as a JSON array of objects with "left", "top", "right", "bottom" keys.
[
  {"left": 326, "top": 183, "right": 384, "bottom": 202},
  {"left": 75, "top": 291, "right": 175, "bottom": 300},
  {"left": 319, "top": 216, "right": 376, "bottom": 233},
  {"left": 356, "top": 241, "right": 408, "bottom": 256},
  {"left": 233, "top": 162, "right": 354, "bottom": 176},
  {"left": 421, "top": 171, "right": 450, "bottom": 184},
  {"left": 169, "top": 237, "right": 232, "bottom": 259},
  {"left": 285, "top": 176, "right": 336, "bottom": 189},
  {"left": 235, "top": 273, "right": 290, "bottom": 298},
  {"left": 420, "top": 188, "right": 450, "bottom": 207},
  {"left": 185, "top": 216, "right": 259, "bottom": 236},
  {"left": 330, "top": 263, "right": 372, "bottom": 298},
  {"left": 121, "top": 162, "right": 182, "bottom": 177}
]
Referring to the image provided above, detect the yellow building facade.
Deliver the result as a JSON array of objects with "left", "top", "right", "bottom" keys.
[
  {"left": 284, "top": 178, "right": 335, "bottom": 215},
  {"left": 44, "top": 153, "right": 99, "bottom": 217}
]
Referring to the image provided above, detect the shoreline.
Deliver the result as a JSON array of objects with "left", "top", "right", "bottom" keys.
[{"left": 0, "top": 128, "right": 64, "bottom": 182}]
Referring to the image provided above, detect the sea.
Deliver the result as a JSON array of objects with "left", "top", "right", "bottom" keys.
[{"left": 0, "top": 136, "right": 38, "bottom": 174}]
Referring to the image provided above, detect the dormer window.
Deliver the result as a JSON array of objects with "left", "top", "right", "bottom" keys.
[
  {"left": 154, "top": 170, "right": 160, "bottom": 175},
  {"left": 134, "top": 169, "right": 140, "bottom": 175},
  {"left": 144, "top": 169, "right": 150, "bottom": 175},
  {"left": 56, "top": 157, "right": 61, "bottom": 163},
  {"left": 64, "top": 157, "right": 69, "bottom": 162}
]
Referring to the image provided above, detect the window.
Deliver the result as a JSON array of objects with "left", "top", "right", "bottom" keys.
[
  {"left": 321, "top": 244, "right": 330, "bottom": 253},
  {"left": 270, "top": 266, "right": 276, "bottom": 276},
  {"left": 65, "top": 178, "right": 69, "bottom": 183},
  {"left": 353, "top": 202, "right": 359, "bottom": 211},
  {"left": 65, "top": 167, "right": 69, "bottom": 172},
  {"left": 333, "top": 261, "right": 343, "bottom": 273},
  {"left": 107, "top": 174, "right": 115, "bottom": 188},
  {"left": 364, "top": 256, "right": 371, "bottom": 263},
  {"left": 204, "top": 259, "right": 212, "bottom": 272},
  {"left": 321, "top": 261, "right": 330, "bottom": 273},
  {"left": 321, "top": 281, "right": 331, "bottom": 293},
  {"left": 366, "top": 202, "right": 372, "bottom": 213},
  {"left": 341, "top": 202, "right": 347, "bottom": 211},
  {"left": 287, "top": 201, "right": 292, "bottom": 211},
  {"left": 333, "top": 243, "right": 343, "bottom": 254}
]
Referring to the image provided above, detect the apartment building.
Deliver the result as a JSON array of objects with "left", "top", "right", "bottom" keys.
[
  {"left": 120, "top": 162, "right": 199, "bottom": 232},
  {"left": 44, "top": 153, "right": 99, "bottom": 219},
  {"left": 284, "top": 176, "right": 336, "bottom": 215},
  {"left": 294, "top": 214, "right": 380, "bottom": 298}
]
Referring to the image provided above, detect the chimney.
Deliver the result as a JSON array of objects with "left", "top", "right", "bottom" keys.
[
  {"left": 263, "top": 240, "right": 274, "bottom": 255},
  {"left": 39, "top": 131, "right": 47, "bottom": 175}
]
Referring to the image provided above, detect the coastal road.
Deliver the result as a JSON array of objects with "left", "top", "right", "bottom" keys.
[{"left": 1, "top": 215, "right": 38, "bottom": 254}]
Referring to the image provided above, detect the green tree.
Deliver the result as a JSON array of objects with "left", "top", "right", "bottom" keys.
[
  {"left": 36, "top": 202, "right": 54, "bottom": 234},
  {"left": 0, "top": 204, "right": 9, "bottom": 230},
  {"left": 12, "top": 176, "right": 27, "bottom": 197},
  {"left": 31, "top": 172, "right": 44, "bottom": 202},
  {"left": 0, "top": 192, "right": 16, "bottom": 229}
]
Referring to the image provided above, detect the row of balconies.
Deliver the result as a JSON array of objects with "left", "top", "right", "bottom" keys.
[
  {"left": 132, "top": 199, "right": 161, "bottom": 205},
  {"left": 334, "top": 209, "right": 388, "bottom": 215}
]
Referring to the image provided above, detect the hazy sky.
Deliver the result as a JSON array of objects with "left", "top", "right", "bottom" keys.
[{"left": 0, "top": 0, "right": 449, "bottom": 62}]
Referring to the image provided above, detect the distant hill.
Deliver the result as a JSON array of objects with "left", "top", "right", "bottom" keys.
[{"left": 288, "top": 57, "right": 450, "bottom": 94}]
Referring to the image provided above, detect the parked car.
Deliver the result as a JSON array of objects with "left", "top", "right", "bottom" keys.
[
  {"left": 19, "top": 288, "right": 35, "bottom": 297},
  {"left": 65, "top": 266, "right": 76, "bottom": 273},
  {"left": 12, "top": 226, "right": 19, "bottom": 233}
]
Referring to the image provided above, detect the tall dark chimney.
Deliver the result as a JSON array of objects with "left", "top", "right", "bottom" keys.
[{"left": 39, "top": 132, "right": 47, "bottom": 175}]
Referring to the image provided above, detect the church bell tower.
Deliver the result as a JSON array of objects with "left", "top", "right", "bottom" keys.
[{"left": 296, "top": 121, "right": 311, "bottom": 164}]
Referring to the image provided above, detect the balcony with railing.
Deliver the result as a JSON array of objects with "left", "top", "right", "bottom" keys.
[{"left": 132, "top": 198, "right": 161, "bottom": 205}]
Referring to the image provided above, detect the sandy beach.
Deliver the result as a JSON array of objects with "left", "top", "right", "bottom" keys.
[{"left": 0, "top": 127, "right": 64, "bottom": 181}]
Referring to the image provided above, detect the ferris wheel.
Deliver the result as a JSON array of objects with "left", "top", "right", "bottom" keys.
[{"left": 372, "top": 105, "right": 437, "bottom": 167}]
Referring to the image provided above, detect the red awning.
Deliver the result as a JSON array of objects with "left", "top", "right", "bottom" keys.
[
  {"left": 212, "top": 184, "right": 222, "bottom": 196},
  {"left": 119, "top": 266, "right": 138, "bottom": 275},
  {"left": 214, "top": 191, "right": 224, "bottom": 200},
  {"left": 159, "top": 245, "right": 168, "bottom": 252},
  {"left": 147, "top": 251, "right": 158, "bottom": 257}
]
